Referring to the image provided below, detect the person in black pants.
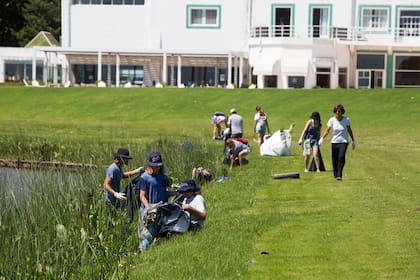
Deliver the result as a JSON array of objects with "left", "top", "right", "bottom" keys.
[{"left": 319, "top": 104, "right": 355, "bottom": 180}]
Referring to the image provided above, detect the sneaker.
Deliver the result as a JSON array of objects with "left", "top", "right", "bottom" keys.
[
  {"left": 304, "top": 168, "right": 309, "bottom": 172},
  {"left": 212, "top": 136, "right": 216, "bottom": 140},
  {"left": 335, "top": 177, "right": 342, "bottom": 181}
]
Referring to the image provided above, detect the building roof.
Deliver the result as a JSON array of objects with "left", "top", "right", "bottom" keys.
[{"left": 25, "top": 31, "right": 60, "bottom": 48}]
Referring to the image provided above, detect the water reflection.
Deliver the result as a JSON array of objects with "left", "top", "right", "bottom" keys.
[{"left": 0, "top": 167, "right": 88, "bottom": 203}]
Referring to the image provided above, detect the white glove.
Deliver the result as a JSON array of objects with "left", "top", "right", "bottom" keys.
[
  {"left": 135, "top": 166, "right": 145, "bottom": 173},
  {"left": 114, "top": 192, "right": 126, "bottom": 200},
  {"left": 318, "top": 137, "right": 324, "bottom": 145},
  {"left": 298, "top": 139, "right": 302, "bottom": 145},
  {"left": 352, "top": 140, "right": 356, "bottom": 150}
]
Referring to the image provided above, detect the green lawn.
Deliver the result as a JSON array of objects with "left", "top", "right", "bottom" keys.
[{"left": 0, "top": 87, "right": 419, "bottom": 279}]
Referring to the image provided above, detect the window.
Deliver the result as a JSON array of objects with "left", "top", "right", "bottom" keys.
[
  {"left": 362, "top": 9, "right": 388, "bottom": 30},
  {"left": 338, "top": 67, "right": 347, "bottom": 88},
  {"left": 357, "top": 54, "right": 385, "bottom": 69},
  {"left": 358, "top": 71, "right": 370, "bottom": 88},
  {"left": 288, "top": 76, "right": 304, "bottom": 88},
  {"left": 309, "top": 4, "right": 332, "bottom": 38},
  {"left": 395, "top": 55, "right": 420, "bottom": 87},
  {"left": 399, "top": 10, "right": 420, "bottom": 37},
  {"left": 187, "top": 5, "right": 221, "bottom": 29}
]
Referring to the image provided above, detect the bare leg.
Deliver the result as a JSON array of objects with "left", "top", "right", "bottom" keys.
[
  {"left": 304, "top": 155, "right": 310, "bottom": 172},
  {"left": 313, "top": 146, "right": 320, "bottom": 172}
]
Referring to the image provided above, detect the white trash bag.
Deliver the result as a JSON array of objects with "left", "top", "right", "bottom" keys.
[{"left": 260, "top": 124, "right": 295, "bottom": 156}]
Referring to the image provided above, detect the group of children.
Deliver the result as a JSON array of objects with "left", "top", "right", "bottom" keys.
[
  {"left": 103, "top": 149, "right": 207, "bottom": 254},
  {"left": 212, "top": 103, "right": 356, "bottom": 180}
]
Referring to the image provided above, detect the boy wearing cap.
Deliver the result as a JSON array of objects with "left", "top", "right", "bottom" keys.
[
  {"left": 178, "top": 179, "right": 206, "bottom": 230},
  {"left": 137, "top": 151, "right": 176, "bottom": 252},
  {"left": 103, "top": 147, "right": 143, "bottom": 207},
  {"left": 227, "top": 108, "right": 243, "bottom": 138}
]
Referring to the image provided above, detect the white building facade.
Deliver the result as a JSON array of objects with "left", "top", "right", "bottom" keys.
[{"left": 1, "top": 0, "right": 420, "bottom": 89}]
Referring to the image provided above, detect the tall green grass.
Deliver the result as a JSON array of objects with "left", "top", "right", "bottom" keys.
[{"left": 0, "top": 87, "right": 419, "bottom": 279}]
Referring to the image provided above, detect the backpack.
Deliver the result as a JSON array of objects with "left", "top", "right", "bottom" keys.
[{"left": 235, "top": 137, "right": 249, "bottom": 146}]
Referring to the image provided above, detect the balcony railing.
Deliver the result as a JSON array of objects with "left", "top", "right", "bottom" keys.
[{"left": 250, "top": 25, "right": 420, "bottom": 43}]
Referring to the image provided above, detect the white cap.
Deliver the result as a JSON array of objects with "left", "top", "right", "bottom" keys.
[{"left": 230, "top": 108, "right": 236, "bottom": 114}]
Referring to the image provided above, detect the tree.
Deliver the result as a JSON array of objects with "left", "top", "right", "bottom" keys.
[
  {"left": 17, "top": 0, "right": 61, "bottom": 46},
  {"left": 0, "top": 0, "right": 26, "bottom": 46}
]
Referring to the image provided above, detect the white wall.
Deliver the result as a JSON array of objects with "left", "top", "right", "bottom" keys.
[
  {"left": 67, "top": 0, "right": 248, "bottom": 53},
  {"left": 70, "top": 5, "right": 149, "bottom": 50},
  {"left": 152, "top": 0, "right": 249, "bottom": 53}
]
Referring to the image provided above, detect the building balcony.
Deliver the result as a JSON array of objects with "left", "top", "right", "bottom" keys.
[{"left": 249, "top": 25, "right": 420, "bottom": 47}]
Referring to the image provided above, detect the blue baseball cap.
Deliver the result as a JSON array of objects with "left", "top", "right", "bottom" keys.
[
  {"left": 148, "top": 151, "right": 163, "bottom": 167},
  {"left": 178, "top": 179, "right": 201, "bottom": 193}
]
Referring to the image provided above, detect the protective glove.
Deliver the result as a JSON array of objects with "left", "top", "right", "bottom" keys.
[
  {"left": 318, "top": 137, "right": 324, "bottom": 145},
  {"left": 135, "top": 166, "right": 145, "bottom": 173},
  {"left": 352, "top": 140, "right": 356, "bottom": 150},
  {"left": 114, "top": 192, "right": 126, "bottom": 200},
  {"left": 298, "top": 139, "right": 302, "bottom": 145}
]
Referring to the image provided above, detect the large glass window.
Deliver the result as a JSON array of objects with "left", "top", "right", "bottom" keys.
[
  {"left": 120, "top": 66, "right": 144, "bottom": 85},
  {"left": 187, "top": 5, "right": 221, "bottom": 29},
  {"left": 357, "top": 54, "right": 385, "bottom": 69},
  {"left": 395, "top": 55, "right": 420, "bottom": 87},
  {"left": 362, "top": 9, "right": 388, "bottom": 30}
]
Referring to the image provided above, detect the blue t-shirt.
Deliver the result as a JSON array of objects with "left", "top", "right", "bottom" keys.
[
  {"left": 104, "top": 162, "right": 122, "bottom": 204},
  {"left": 305, "top": 120, "right": 321, "bottom": 143},
  {"left": 136, "top": 172, "right": 169, "bottom": 210}
]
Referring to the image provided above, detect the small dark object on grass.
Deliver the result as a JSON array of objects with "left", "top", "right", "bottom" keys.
[
  {"left": 272, "top": 172, "right": 300, "bottom": 179},
  {"left": 260, "top": 251, "right": 269, "bottom": 255}
]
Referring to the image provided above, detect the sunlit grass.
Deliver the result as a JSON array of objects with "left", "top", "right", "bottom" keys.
[{"left": 0, "top": 87, "right": 419, "bottom": 279}]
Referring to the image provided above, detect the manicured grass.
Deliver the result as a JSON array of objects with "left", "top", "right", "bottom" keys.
[{"left": 0, "top": 87, "right": 419, "bottom": 279}]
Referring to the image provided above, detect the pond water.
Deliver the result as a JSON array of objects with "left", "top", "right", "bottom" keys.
[{"left": 0, "top": 167, "right": 88, "bottom": 203}]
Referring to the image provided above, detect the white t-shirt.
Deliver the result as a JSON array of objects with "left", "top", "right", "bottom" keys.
[
  {"left": 183, "top": 194, "right": 206, "bottom": 228},
  {"left": 327, "top": 116, "right": 351, "bottom": 143},
  {"left": 254, "top": 112, "right": 267, "bottom": 133}
]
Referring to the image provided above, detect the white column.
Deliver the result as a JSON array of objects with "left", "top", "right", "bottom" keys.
[
  {"left": 53, "top": 52, "right": 58, "bottom": 85},
  {"left": 257, "top": 75, "right": 264, "bottom": 89},
  {"left": 43, "top": 52, "right": 48, "bottom": 85},
  {"left": 170, "top": 64, "right": 175, "bottom": 86},
  {"left": 233, "top": 56, "right": 238, "bottom": 87},
  {"left": 97, "top": 51, "right": 102, "bottom": 82},
  {"left": 32, "top": 51, "right": 37, "bottom": 81},
  {"left": 116, "top": 54, "right": 120, "bottom": 87},
  {"left": 162, "top": 53, "right": 167, "bottom": 84},
  {"left": 107, "top": 64, "right": 111, "bottom": 86},
  {"left": 214, "top": 67, "right": 218, "bottom": 87},
  {"left": 239, "top": 56, "right": 244, "bottom": 87},
  {"left": 177, "top": 55, "right": 182, "bottom": 86},
  {"left": 0, "top": 58, "right": 4, "bottom": 83},
  {"left": 227, "top": 53, "right": 232, "bottom": 86}
]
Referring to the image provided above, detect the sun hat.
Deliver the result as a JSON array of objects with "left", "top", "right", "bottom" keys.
[
  {"left": 230, "top": 108, "right": 237, "bottom": 114},
  {"left": 113, "top": 147, "right": 132, "bottom": 159},
  {"left": 178, "top": 179, "right": 201, "bottom": 193},
  {"left": 148, "top": 151, "right": 163, "bottom": 167}
]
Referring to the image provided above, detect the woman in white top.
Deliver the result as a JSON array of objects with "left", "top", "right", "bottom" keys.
[{"left": 319, "top": 104, "right": 356, "bottom": 180}]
